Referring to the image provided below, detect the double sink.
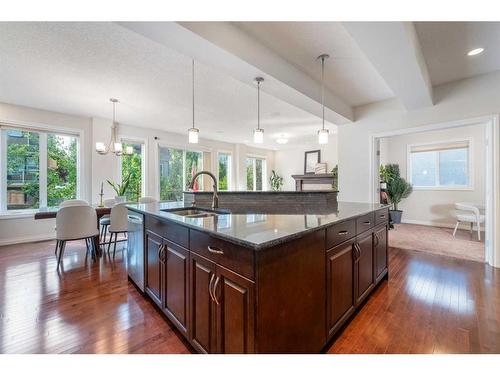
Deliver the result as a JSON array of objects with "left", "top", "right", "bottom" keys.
[{"left": 161, "top": 207, "right": 229, "bottom": 219}]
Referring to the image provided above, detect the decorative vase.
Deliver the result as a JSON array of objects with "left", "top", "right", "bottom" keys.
[{"left": 115, "top": 196, "right": 126, "bottom": 204}]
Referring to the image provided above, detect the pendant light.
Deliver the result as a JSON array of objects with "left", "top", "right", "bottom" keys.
[
  {"left": 253, "top": 77, "right": 264, "bottom": 144},
  {"left": 95, "top": 98, "right": 133, "bottom": 156},
  {"left": 188, "top": 59, "right": 199, "bottom": 144},
  {"left": 317, "top": 54, "right": 329, "bottom": 145}
]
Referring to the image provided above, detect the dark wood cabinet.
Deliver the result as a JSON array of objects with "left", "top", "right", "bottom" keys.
[
  {"left": 162, "top": 239, "right": 189, "bottom": 336},
  {"left": 355, "top": 231, "right": 375, "bottom": 306},
  {"left": 145, "top": 230, "right": 162, "bottom": 306},
  {"left": 190, "top": 253, "right": 217, "bottom": 354},
  {"left": 374, "top": 224, "right": 388, "bottom": 282},
  {"left": 326, "top": 239, "right": 356, "bottom": 339}
]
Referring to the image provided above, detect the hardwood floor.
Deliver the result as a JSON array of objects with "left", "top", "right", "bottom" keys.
[{"left": 0, "top": 239, "right": 499, "bottom": 353}]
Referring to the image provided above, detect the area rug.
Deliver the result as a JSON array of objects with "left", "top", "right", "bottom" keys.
[{"left": 389, "top": 223, "right": 485, "bottom": 263}]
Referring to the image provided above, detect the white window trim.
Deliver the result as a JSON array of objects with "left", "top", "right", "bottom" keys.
[
  {"left": 246, "top": 154, "right": 267, "bottom": 191},
  {"left": 217, "top": 150, "right": 232, "bottom": 191},
  {"left": 119, "top": 135, "right": 148, "bottom": 198},
  {"left": 406, "top": 138, "right": 474, "bottom": 191},
  {"left": 0, "top": 120, "right": 83, "bottom": 216}
]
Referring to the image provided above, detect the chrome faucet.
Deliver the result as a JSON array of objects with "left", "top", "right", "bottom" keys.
[{"left": 189, "top": 171, "right": 219, "bottom": 209}]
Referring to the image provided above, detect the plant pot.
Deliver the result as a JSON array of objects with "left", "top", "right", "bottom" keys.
[
  {"left": 115, "top": 196, "right": 126, "bottom": 204},
  {"left": 389, "top": 209, "right": 403, "bottom": 224}
]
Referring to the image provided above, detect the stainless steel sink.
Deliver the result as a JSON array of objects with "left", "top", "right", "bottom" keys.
[{"left": 164, "top": 208, "right": 219, "bottom": 218}]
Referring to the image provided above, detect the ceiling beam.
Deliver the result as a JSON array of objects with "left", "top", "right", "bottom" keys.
[
  {"left": 118, "top": 21, "right": 353, "bottom": 125},
  {"left": 342, "top": 22, "right": 434, "bottom": 111}
]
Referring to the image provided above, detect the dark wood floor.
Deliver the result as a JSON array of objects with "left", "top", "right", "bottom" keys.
[{"left": 0, "top": 239, "right": 499, "bottom": 353}]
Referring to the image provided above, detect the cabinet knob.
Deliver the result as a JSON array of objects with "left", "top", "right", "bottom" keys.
[{"left": 208, "top": 245, "right": 224, "bottom": 255}]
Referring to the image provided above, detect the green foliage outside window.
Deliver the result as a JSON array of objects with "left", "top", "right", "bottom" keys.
[{"left": 121, "top": 143, "right": 142, "bottom": 202}]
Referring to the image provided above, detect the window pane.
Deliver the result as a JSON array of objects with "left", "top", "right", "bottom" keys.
[
  {"left": 121, "top": 142, "right": 142, "bottom": 202},
  {"left": 411, "top": 151, "right": 436, "bottom": 187},
  {"left": 6, "top": 130, "right": 40, "bottom": 210},
  {"left": 439, "top": 148, "right": 468, "bottom": 186},
  {"left": 246, "top": 158, "right": 254, "bottom": 190},
  {"left": 185, "top": 151, "right": 203, "bottom": 191},
  {"left": 159, "top": 146, "right": 183, "bottom": 201},
  {"left": 255, "top": 159, "right": 263, "bottom": 191},
  {"left": 218, "top": 153, "right": 230, "bottom": 191},
  {"left": 47, "top": 134, "right": 77, "bottom": 207}
]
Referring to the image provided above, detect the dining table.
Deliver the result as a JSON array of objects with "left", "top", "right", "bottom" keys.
[{"left": 34, "top": 206, "right": 112, "bottom": 256}]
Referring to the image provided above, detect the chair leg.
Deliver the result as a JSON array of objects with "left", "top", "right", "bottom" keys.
[
  {"left": 57, "top": 241, "right": 66, "bottom": 269},
  {"left": 452, "top": 221, "right": 459, "bottom": 237},
  {"left": 104, "top": 225, "right": 109, "bottom": 243},
  {"left": 113, "top": 233, "right": 118, "bottom": 259},
  {"left": 55, "top": 240, "right": 60, "bottom": 257},
  {"left": 107, "top": 232, "right": 113, "bottom": 254},
  {"left": 477, "top": 222, "right": 481, "bottom": 241},
  {"left": 470, "top": 222, "right": 473, "bottom": 235}
]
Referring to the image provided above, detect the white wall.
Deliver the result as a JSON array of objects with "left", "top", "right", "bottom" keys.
[
  {"left": 380, "top": 124, "right": 486, "bottom": 228},
  {"left": 274, "top": 135, "right": 338, "bottom": 191}
]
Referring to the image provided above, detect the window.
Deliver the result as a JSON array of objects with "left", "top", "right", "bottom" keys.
[
  {"left": 218, "top": 152, "right": 231, "bottom": 191},
  {"left": 121, "top": 141, "right": 144, "bottom": 202},
  {"left": 158, "top": 146, "right": 204, "bottom": 201},
  {"left": 1, "top": 126, "right": 79, "bottom": 212},
  {"left": 409, "top": 141, "right": 470, "bottom": 189},
  {"left": 246, "top": 156, "right": 266, "bottom": 191}
]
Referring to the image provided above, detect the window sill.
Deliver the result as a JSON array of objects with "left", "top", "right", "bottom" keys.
[
  {"left": 0, "top": 211, "right": 37, "bottom": 219},
  {"left": 412, "top": 186, "right": 474, "bottom": 192}
]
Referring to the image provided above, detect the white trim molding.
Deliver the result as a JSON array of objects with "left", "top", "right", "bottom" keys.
[{"left": 0, "top": 233, "right": 55, "bottom": 247}]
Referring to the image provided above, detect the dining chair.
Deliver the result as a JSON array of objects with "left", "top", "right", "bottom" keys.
[
  {"left": 453, "top": 202, "right": 485, "bottom": 241},
  {"left": 55, "top": 199, "right": 89, "bottom": 256},
  {"left": 55, "top": 205, "right": 99, "bottom": 269},
  {"left": 100, "top": 198, "right": 116, "bottom": 242},
  {"left": 138, "top": 196, "right": 157, "bottom": 204},
  {"left": 107, "top": 203, "right": 129, "bottom": 258}
]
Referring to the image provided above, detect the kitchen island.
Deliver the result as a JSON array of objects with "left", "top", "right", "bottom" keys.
[{"left": 126, "top": 199, "right": 389, "bottom": 353}]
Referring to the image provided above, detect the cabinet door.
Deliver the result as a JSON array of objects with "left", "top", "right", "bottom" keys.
[
  {"left": 163, "top": 240, "right": 189, "bottom": 336},
  {"left": 190, "top": 253, "right": 217, "bottom": 354},
  {"left": 145, "top": 230, "right": 162, "bottom": 307},
  {"left": 374, "top": 225, "right": 388, "bottom": 282},
  {"left": 326, "top": 239, "right": 355, "bottom": 338},
  {"left": 355, "top": 232, "right": 374, "bottom": 305},
  {"left": 215, "top": 266, "right": 255, "bottom": 354}
]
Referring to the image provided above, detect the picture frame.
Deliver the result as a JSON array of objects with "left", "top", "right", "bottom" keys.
[{"left": 304, "top": 150, "right": 321, "bottom": 174}]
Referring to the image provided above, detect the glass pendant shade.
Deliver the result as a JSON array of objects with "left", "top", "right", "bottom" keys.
[
  {"left": 254, "top": 128, "right": 264, "bottom": 144},
  {"left": 188, "top": 127, "right": 199, "bottom": 144},
  {"left": 318, "top": 128, "right": 329, "bottom": 144},
  {"left": 95, "top": 142, "right": 107, "bottom": 154},
  {"left": 114, "top": 142, "right": 123, "bottom": 154}
]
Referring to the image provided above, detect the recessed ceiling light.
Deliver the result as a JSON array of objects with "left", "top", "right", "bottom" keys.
[
  {"left": 276, "top": 137, "right": 288, "bottom": 144},
  {"left": 467, "top": 48, "right": 484, "bottom": 56}
]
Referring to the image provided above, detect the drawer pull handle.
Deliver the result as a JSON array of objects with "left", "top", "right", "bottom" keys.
[
  {"left": 213, "top": 276, "right": 221, "bottom": 305},
  {"left": 338, "top": 230, "right": 349, "bottom": 235},
  {"left": 379, "top": 214, "right": 386, "bottom": 218},
  {"left": 208, "top": 245, "right": 224, "bottom": 255},
  {"left": 363, "top": 221, "right": 371, "bottom": 225},
  {"left": 208, "top": 274, "right": 216, "bottom": 302}
]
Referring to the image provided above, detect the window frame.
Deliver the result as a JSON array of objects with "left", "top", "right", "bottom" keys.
[
  {"left": 406, "top": 138, "right": 474, "bottom": 191},
  {"left": 246, "top": 154, "right": 267, "bottom": 191},
  {"left": 217, "top": 151, "right": 232, "bottom": 191},
  {"left": 0, "top": 121, "right": 83, "bottom": 216},
  {"left": 119, "top": 136, "right": 147, "bottom": 200}
]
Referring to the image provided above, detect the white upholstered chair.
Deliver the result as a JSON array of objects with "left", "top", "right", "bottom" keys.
[
  {"left": 138, "top": 196, "right": 157, "bottom": 204},
  {"left": 55, "top": 205, "right": 99, "bottom": 269},
  {"left": 107, "top": 203, "right": 129, "bottom": 258},
  {"left": 453, "top": 202, "right": 485, "bottom": 241},
  {"left": 59, "top": 199, "right": 89, "bottom": 207}
]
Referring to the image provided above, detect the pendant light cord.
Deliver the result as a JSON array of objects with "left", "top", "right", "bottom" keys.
[
  {"left": 321, "top": 56, "right": 325, "bottom": 131},
  {"left": 192, "top": 59, "right": 195, "bottom": 129},
  {"left": 257, "top": 79, "right": 261, "bottom": 130}
]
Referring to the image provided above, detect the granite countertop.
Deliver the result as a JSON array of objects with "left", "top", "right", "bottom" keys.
[
  {"left": 126, "top": 201, "right": 388, "bottom": 251},
  {"left": 184, "top": 190, "right": 339, "bottom": 194}
]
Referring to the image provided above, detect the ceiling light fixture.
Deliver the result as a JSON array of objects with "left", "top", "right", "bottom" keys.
[
  {"left": 254, "top": 77, "right": 264, "bottom": 144},
  {"left": 317, "top": 54, "right": 329, "bottom": 145},
  {"left": 188, "top": 59, "right": 199, "bottom": 144},
  {"left": 276, "top": 137, "right": 289, "bottom": 145},
  {"left": 95, "top": 98, "right": 133, "bottom": 156},
  {"left": 467, "top": 47, "right": 484, "bottom": 56}
]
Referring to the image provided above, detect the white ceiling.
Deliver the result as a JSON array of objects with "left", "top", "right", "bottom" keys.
[
  {"left": 415, "top": 22, "right": 500, "bottom": 86},
  {"left": 0, "top": 22, "right": 334, "bottom": 150},
  {"left": 235, "top": 22, "right": 395, "bottom": 107}
]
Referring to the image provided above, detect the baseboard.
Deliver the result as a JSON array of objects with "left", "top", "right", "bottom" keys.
[
  {"left": 0, "top": 233, "right": 55, "bottom": 247},
  {"left": 401, "top": 219, "right": 482, "bottom": 231}
]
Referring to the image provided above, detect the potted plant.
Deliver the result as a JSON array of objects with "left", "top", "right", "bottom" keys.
[
  {"left": 331, "top": 165, "right": 338, "bottom": 190},
  {"left": 269, "top": 170, "right": 284, "bottom": 191},
  {"left": 380, "top": 164, "right": 413, "bottom": 224},
  {"left": 107, "top": 172, "right": 131, "bottom": 203}
]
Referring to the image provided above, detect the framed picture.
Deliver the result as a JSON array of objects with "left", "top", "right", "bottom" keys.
[{"left": 304, "top": 150, "right": 321, "bottom": 174}]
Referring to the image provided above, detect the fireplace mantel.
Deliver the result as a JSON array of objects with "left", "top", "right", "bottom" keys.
[{"left": 291, "top": 173, "right": 337, "bottom": 192}]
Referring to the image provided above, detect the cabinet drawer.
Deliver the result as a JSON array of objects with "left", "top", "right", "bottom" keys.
[
  {"left": 190, "top": 230, "right": 255, "bottom": 281},
  {"left": 326, "top": 219, "right": 356, "bottom": 248},
  {"left": 145, "top": 216, "right": 189, "bottom": 249},
  {"left": 375, "top": 208, "right": 389, "bottom": 225},
  {"left": 356, "top": 212, "right": 375, "bottom": 234}
]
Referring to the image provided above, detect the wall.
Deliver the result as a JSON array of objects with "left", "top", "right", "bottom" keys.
[
  {"left": 380, "top": 124, "right": 486, "bottom": 228},
  {"left": 273, "top": 135, "right": 338, "bottom": 191}
]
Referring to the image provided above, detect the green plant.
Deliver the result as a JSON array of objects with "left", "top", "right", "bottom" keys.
[
  {"left": 331, "top": 165, "right": 338, "bottom": 190},
  {"left": 107, "top": 172, "right": 131, "bottom": 197},
  {"left": 379, "top": 163, "right": 400, "bottom": 183},
  {"left": 386, "top": 176, "right": 413, "bottom": 211},
  {"left": 269, "top": 170, "right": 284, "bottom": 191}
]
